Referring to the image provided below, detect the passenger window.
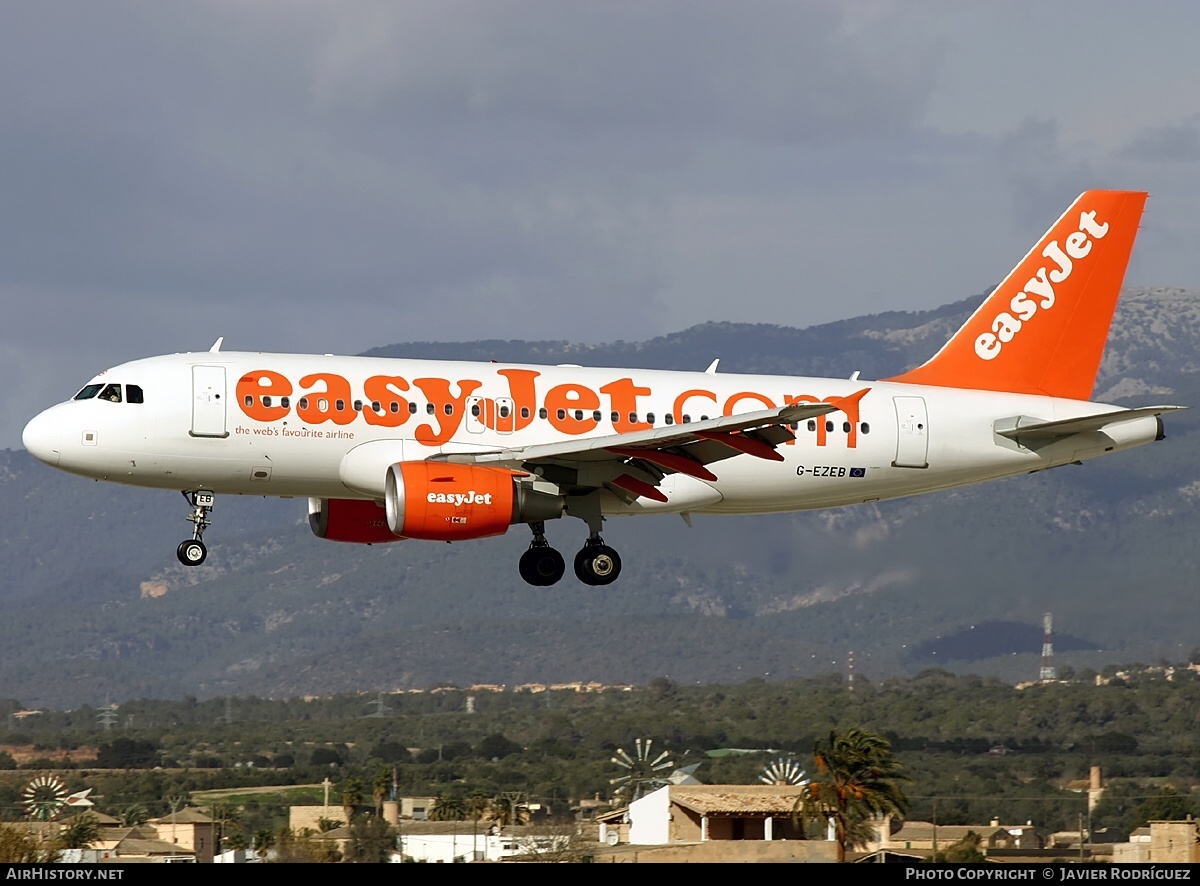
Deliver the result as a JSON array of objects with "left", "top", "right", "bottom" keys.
[
  {"left": 610, "top": 411, "right": 619, "bottom": 423},
  {"left": 298, "top": 397, "right": 309, "bottom": 410},
  {"left": 843, "top": 421, "right": 851, "bottom": 433},
  {"left": 556, "top": 409, "right": 566, "bottom": 420},
  {"left": 665, "top": 414, "right": 674, "bottom": 425},
  {"left": 807, "top": 420, "right": 816, "bottom": 432},
  {"left": 682, "top": 414, "right": 691, "bottom": 424},
  {"left": 262, "top": 395, "right": 272, "bottom": 407},
  {"left": 444, "top": 403, "right": 453, "bottom": 416},
  {"left": 281, "top": 396, "right": 290, "bottom": 408},
  {"left": 409, "top": 402, "right": 418, "bottom": 414},
  {"left": 471, "top": 404, "right": 481, "bottom": 417},
  {"left": 426, "top": 403, "right": 435, "bottom": 415},
  {"left": 126, "top": 385, "right": 144, "bottom": 404},
  {"left": 861, "top": 422, "right": 870, "bottom": 435},
  {"left": 335, "top": 399, "right": 345, "bottom": 411},
  {"left": 390, "top": 402, "right": 400, "bottom": 414},
  {"left": 520, "top": 407, "right": 530, "bottom": 419},
  {"left": 499, "top": 405, "right": 510, "bottom": 418},
  {"left": 646, "top": 413, "right": 655, "bottom": 424},
  {"left": 100, "top": 384, "right": 122, "bottom": 403},
  {"left": 593, "top": 410, "right": 602, "bottom": 422},
  {"left": 825, "top": 421, "right": 834, "bottom": 432},
  {"left": 353, "top": 400, "right": 363, "bottom": 412},
  {"left": 539, "top": 408, "right": 548, "bottom": 419},
  {"left": 574, "top": 409, "right": 583, "bottom": 421}
]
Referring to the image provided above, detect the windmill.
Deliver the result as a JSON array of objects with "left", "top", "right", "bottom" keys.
[
  {"left": 759, "top": 756, "right": 809, "bottom": 786},
  {"left": 22, "top": 775, "right": 84, "bottom": 821},
  {"left": 610, "top": 738, "right": 675, "bottom": 801}
]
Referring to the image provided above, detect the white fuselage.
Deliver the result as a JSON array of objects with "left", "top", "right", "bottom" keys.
[{"left": 21, "top": 350, "right": 1161, "bottom": 517}]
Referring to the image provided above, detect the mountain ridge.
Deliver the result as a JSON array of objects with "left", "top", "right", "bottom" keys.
[{"left": 3, "top": 286, "right": 1197, "bottom": 707}]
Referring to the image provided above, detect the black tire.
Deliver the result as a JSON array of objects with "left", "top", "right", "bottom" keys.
[
  {"left": 573, "top": 544, "right": 621, "bottom": 586},
  {"left": 520, "top": 546, "right": 565, "bottom": 586},
  {"left": 177, "top": 539, "right": 207, "bottom": 566}
]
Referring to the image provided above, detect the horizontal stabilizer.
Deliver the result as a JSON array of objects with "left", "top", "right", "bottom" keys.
[{"left": 996, "top": 405, "right": 1186, "bottom": 444}]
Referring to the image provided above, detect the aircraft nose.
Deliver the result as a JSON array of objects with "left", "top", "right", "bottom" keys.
[{"left": 22, "top": 409, "right": 62, "bottom": 466}]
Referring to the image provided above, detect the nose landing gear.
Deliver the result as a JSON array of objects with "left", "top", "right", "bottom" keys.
[{"left": 176, "top": 490, "right": 214, "bottom": 566}]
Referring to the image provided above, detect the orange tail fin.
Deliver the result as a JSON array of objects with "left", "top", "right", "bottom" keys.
[{"left": 885, "top": 190, "right": 1147, "bottom": 400}]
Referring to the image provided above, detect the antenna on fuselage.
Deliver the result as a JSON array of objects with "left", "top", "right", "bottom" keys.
[
  {"left": 705, "top": 359, "right": 719, "bottom": 374},
  {"left": 209, "top": 337, "right": 224, "bottom": 353}
]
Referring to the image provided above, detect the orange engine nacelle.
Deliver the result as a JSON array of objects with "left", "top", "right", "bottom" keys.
[
  {"left": 385, "top": 462, "right": 563, "bottom": 541},
  {"left": 308, "top": 497, "right": 401, "bottom": 544}
]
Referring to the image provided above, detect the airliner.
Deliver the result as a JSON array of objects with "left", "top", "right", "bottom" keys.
[{"left": 21, "top": 191, "right": 1183, "bottom": 586}]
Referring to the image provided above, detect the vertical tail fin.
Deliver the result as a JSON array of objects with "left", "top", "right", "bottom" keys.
[{"left": 885, "top": 190, "right": 1147, "bottom": 400}]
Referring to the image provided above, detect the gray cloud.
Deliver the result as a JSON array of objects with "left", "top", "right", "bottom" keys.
[
  {"left": 5, "top": 2, "right": 1200, "bottom": 449},
  {"left": 1119, "top": 118, "right": 1200, "bottom": 165}
]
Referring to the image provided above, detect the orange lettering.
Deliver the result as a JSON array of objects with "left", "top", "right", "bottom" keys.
[
  {"left": 412, "top": 378, "right": 482, "bottom": 445},
  {"left": 725, "top": 391, "right": 776, "bottom": 414},
  {"left": 297, "top": 373, "right": 356, "bottom": 426},
  {"left": 546, "top": 383, "right": 600, "bottom": 434},
  {"left": 601, "top": 378, "right": 651, "bottom": 433},
  {"left": 672, "top": 388, "right": 717, "bottom": 424},
  {"left": 786, "top": 390, "right": 868, "bottom": 448},
  {"left": 236, "top": 371, "right": 291, "bottom": 422},
  {"left": 362, "top": 375, "right": 412, "bottom": 428},
  {"left": 485, "top": 369, "right": 541, "bottom": 432}
]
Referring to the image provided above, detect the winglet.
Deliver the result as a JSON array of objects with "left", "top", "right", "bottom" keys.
[{"left": 885, "top": 191, "right": 1148, "bottom": 400}]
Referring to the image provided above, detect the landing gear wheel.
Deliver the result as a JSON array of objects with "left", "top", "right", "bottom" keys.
[
  {"left": 519, "top": 546, "right": 566, "bottom": 586},
  {"left": 177, "top": 539, "right": 207, "bottom": 566},
  {"left": 574, "top": 544, "right": 622, "bottom": 586},
  {"left": 178, "top": 489, "right": 214, "bottom": 567}
]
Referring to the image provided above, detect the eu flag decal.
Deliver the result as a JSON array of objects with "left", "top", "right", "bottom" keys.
[{"left": 849, "top": 467, "right": 867, "bottom": 478}]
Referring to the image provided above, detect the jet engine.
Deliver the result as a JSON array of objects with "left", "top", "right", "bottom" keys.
[
  {"left": 385, "top": 462, "right": 563, "bottom": 541},
  {"left": 308, "top": 497, "right": 400, "bottom": 544}
]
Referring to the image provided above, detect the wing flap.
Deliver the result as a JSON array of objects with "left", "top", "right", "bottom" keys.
[
  {"left": 433, "top": 389, "right": 870, "bottom": 502},
  {"left": 437, "top": 399, "right": 844, "bottom": 469}
]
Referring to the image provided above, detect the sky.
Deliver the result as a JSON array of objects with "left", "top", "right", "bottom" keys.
[{"left": 5, "top": 1, "right": 1200, "bottom": 449}]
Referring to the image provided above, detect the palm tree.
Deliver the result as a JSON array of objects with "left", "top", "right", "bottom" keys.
[
  {"left": 428, "top": 795, "right": 467, "bottom": 822},
  {"left": 372, "top": 767, "right": 391, "bottom": 817},
  {"left": 794, "top": 727, "right": 909, "bottom": 862},
  {"left": 58, "top": 813, "right": 100, "bottom": 850},
  {"left": 341, "top": 776, "right": 364, "bottom": 825},
  {"left": 488, "top": 793, "right": 530, "bottom": 828}
]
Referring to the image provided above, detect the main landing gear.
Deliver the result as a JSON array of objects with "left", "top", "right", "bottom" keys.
[
  {"left": 574, "top": 535, "right": 621, "bottom": 586},
  {"left": 176, "top": 490, "right": 214, "bottom": 566},
  {"left": 517, "top": 522, "right": 622, "bottom": 587},
  {"left": 519, "top": 522, "right": 566, "bottom": 586}
]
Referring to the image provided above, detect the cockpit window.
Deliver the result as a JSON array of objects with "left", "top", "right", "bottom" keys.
[
  {"left": 99, "top": 384, "right": 122, "bottom": 403},
  {"left": 126, "top": 385, "right": 144, "bottom": 404},
  {"left": 74, "top": 384, "right": 103, "bottom": 400}
]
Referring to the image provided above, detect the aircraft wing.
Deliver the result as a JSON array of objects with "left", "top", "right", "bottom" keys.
[
  {"left": 996, "top": 405, "right": 1186, "bottom": 446},
  {"left": 434, "top": 389, "right": 869, "bottom": 503}
]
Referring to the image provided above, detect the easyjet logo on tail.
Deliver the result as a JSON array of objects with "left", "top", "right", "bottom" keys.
[{"left": 974, "top": 209, "right": 1110, "bottom": 361}]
